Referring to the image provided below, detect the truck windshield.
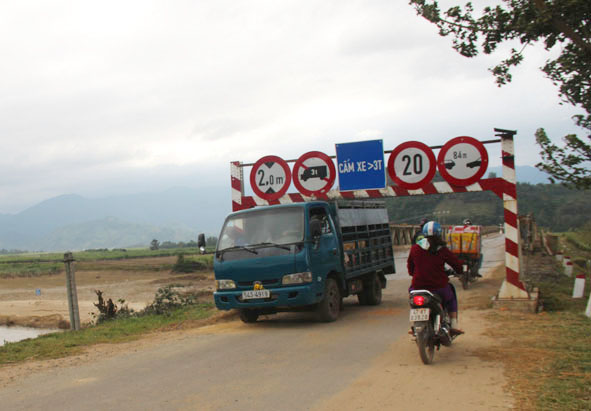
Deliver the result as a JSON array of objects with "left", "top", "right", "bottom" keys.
[{"left": 217, "top": 207, "right": 304, "bottom": 251}]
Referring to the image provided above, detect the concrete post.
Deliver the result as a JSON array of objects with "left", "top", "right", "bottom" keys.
[
  {"left": 573, "top": 274, "right": 584, "bottom": 298},
  {"left": 64, "top": 252, "right": 81, "bottom": 331}
]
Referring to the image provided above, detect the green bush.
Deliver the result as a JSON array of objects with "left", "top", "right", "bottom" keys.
[
  {"left": 142, "top": 285, "right": 197, "bottom": 315},
  {"left": 172, "top": 254, "right": 212, "bottom": 273},
  {"left": 93, "top": 285, "right": 199, "bottom": 323}
]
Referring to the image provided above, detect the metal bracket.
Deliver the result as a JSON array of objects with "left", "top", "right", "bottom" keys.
[{"left": 494, "top": 128, "right": 517, "bottom": 138}]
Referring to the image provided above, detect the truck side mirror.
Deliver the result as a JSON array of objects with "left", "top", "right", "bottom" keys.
[
  {"left": 310, "top": 219, "right": 322, "bottom": 239},
  {"left": 197, "top": 233, "right": 206, "bottom": 254}
]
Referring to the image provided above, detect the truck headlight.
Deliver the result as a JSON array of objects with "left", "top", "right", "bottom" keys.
[
  {"left": 282, "top": 272, "right": 313, "bottom": 285},
  {"left": 216, "top": 279, "right": 236, "bottom": 290}
]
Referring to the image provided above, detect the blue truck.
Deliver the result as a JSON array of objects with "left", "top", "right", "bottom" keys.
[{"left": 213, "top": 200, "right": 395, "bottom": 322}]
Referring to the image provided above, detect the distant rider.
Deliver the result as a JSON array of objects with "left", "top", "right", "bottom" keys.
[
  {"left": 407, "top": 221, "right": 465, "bottom": 335},
  {"left": 462, "top": 218, "right": 482, "bottom": 277}
]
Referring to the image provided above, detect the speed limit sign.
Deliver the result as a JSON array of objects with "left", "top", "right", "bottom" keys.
[
  {"left": 249, "top": 155, "right": 291, "bottom": 201},
  {"left": 387, "top": 141, "right": 436, "bottom": 189}
]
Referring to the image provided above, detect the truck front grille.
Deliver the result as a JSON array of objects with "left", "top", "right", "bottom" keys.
[{"left": 237, "top": 279, "right": 279, "bottom": 287}]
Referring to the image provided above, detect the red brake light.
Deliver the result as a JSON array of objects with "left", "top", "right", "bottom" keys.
[{"left": 413, "top": 295, "right": 425, "bottom": 306}]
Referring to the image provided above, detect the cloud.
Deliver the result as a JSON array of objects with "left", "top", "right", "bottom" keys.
[{"left": 0, "top": 0, "right": 582, "bottom": 213}]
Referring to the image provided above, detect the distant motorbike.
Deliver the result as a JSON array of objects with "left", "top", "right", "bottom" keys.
[
  {"left": 455, "top": 260, "right": 481, "bottom": 289},
  {"left": 408, "top": 284, "right": 460, "bottom": 364}
]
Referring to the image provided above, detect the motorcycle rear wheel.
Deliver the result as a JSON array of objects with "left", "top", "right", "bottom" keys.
[
  {"left": 461, "top": 271, "right": 470, "bottom": 290},
  {"left": 416, "top": 323, "right": 435, "bottom": 364}
]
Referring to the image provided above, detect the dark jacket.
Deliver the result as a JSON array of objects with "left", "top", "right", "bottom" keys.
[{"left": 407, "top": 242, "right": 463, "bottom": 290}]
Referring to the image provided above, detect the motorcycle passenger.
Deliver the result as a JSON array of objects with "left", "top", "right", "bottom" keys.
[
  {"left": 412, "top": 218, "right": 429, "bottom": 244},
  {"left": 407, "top": 221, "right": 464, "bottom": 335}
]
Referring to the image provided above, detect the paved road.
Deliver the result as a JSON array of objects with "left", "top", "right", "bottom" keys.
[{"left": 0, "top": 235, "right": 505, "bottom": 411}]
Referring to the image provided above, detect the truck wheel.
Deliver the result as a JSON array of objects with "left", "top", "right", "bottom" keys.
[
  {"left": 316, "top": 278, "right": 341, "bottom": 322},
  {"left": 359, "top": 272, "right": 382, "bottom": 306},
  {"left": 239, "top": 309, "right": 259, "bottom": 323},
  {"left": 357, "top": 293, "right": 368, "bottom": 305}
]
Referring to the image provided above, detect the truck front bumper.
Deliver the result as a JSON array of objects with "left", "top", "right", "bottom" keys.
[{"left": 214, "top": 284, "right": 320, "bottom": 311}]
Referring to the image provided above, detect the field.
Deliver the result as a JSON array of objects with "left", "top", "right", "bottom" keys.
[{"left": 0, "top": 249, "right": 215, "bottom": 328}]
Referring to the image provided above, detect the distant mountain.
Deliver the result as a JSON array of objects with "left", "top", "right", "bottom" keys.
[
  {"left": 487, "top": 165, "right": 551, "bottom": 185},
  {"left": 39, "top": 217, "right": 195, "bottom": 251},
  {"left": 0, "top": 187, "right": 230, "bottom": 252},
  {"left": 0, "top": 166, "right": 558, "bottom": 252}
]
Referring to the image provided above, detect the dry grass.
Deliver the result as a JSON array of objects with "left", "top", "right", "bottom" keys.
[
  {"left": 460, "top": 264, "right": 506, "bottom": 310},
  {"left": 475, "top": 311, "right": 556, "bottom": 410},
  {"left": 467, "top": 252, "right": 591, "bottom": 410}
]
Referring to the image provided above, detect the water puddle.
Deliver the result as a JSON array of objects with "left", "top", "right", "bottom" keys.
[{"left": 0, "top": 325, "right": 59, "bottom": 346}]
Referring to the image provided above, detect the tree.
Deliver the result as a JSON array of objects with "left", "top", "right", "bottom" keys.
[
  {"left": 409, "top": 0, "right": 591, "bottom": 188},
  {"left": 150, "top": 239, "right": 160, "bottom": 251}
]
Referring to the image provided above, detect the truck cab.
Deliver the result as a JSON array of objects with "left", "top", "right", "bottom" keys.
[{"left": 213, "top": 201, "right": 394, "bottom": 323}]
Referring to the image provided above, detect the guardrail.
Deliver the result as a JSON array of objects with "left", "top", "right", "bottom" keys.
[{"left": 389, "top": 224, "right": 419, "bottom": 246}]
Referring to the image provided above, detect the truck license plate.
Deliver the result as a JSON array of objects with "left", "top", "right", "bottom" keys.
[
  {"left": 242, "top": 290, "right": 270, "bottom": 299},
  {"left": 409, "top": 308, "right": 430, "bottom": 321}
]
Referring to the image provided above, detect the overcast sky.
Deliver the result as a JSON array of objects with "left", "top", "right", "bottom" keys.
[{"left": 0, "top": 0, "right": 582, "bottom": 214}]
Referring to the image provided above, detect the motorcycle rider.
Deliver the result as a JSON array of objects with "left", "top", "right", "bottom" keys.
[
  {"left": 407, "top": 221, "right": 465, "bottom": 335},
  {"left": 462, "top": 218, "right": 483, "bottom": 277}
]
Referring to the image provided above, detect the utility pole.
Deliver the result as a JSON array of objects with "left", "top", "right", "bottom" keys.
[{"left": 63, "top": 252, "right": 81, "bottom": 331}]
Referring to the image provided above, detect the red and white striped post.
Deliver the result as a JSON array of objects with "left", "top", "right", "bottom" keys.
[
  {"left": 496, "top": 129, "right": 529, "bottom": 299},
  {"left": 231, "top": 161, "right": 244, "bottom": 212}
]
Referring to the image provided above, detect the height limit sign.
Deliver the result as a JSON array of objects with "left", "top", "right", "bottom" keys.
[
  {"left": 249, "top": 155, "right": 291, "bottom": 201},
  {"left": 335, "top": 140, "right": 385, "bottom": 191}
]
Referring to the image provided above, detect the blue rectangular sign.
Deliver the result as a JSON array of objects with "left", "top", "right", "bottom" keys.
[{"left": 335, "top": 139, "right": 385, "bottom": 191}]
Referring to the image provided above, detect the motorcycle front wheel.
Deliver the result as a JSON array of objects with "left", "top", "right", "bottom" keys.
[{"left": 416, "top": 323, "right": 435, "bottom": 364}]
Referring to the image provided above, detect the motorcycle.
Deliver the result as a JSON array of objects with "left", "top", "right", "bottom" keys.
[
  {"left": 408, "top": 285, "right": 460, "bottom": 364},
  {"left": 456, "top": 260, "right": 482, "bottom": 289}
]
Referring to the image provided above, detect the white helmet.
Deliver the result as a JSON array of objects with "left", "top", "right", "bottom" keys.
[{"left": 422, "top": 221, "right": 442, "bottom": 237}]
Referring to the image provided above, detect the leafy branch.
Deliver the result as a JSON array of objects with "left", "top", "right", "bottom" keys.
[{"left": 409, "top": 0, "right": 591, "bottom": 188}]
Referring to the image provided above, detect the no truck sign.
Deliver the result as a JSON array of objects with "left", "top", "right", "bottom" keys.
[{"left": 292, "top": 151, "right": 336, "bottom": 196}]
